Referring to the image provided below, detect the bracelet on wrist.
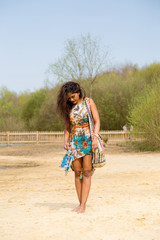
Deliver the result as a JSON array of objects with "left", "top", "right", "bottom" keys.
[{"left": 93, "top": 133, "right": 99, "bottom": 138}]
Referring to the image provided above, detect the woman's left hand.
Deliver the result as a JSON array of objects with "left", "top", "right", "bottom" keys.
[{"left": 92, "top": 138, "right": 98, "bottom": 151}]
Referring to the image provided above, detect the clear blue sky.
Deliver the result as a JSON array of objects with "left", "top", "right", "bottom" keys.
[{"left": 0, "top": 0, "right": 160, "bottom": 93}]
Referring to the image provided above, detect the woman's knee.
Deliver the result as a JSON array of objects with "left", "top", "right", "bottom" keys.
[
  {"left": 83, "top": 170, "right": 92, "bottom": 178},
  {"left": 74, "top": 169, "right": 81, "bottom": 177}
]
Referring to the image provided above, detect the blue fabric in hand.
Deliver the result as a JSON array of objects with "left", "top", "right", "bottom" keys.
[{"left": 59, "top": 152, "right": 74, "bottom": 174}]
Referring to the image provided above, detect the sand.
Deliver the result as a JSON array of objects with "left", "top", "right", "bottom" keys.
[{"left": 0, "top": 143, "right": 160, "bottom": 240}]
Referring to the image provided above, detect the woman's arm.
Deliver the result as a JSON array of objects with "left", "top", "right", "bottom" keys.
[
  {"left": 89, "top": 98, "right": 100, "bottom": 150},
  {"left": 64, "top": 123, "right": 70, "bottom": 150}
]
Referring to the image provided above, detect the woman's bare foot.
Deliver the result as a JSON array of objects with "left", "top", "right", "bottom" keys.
[
  {"left": 77, "top": 205, "right": 85, "bottom": 214},
  {"left": 72, "top": 205, "right": 81, "bottom": 212}
]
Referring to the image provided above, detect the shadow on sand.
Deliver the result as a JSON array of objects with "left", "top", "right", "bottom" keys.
[
  {"left": 34, "top": 202, "right": 91, "bottom": 211},
  {"left": 34, "top": 202, "right": 76, "bottom": 210}
]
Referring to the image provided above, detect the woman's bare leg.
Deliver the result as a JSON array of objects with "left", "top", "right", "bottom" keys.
[
  {"left": 77, "top": 154, "right": 92, "bottom": 213},
  {"left": 71, "top": 158, "right": 83, "bottom": 211}
]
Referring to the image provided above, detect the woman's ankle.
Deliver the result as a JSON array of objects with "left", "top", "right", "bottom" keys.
[{"left": 80, "top": 203, "right": 86, "bottom": 209}]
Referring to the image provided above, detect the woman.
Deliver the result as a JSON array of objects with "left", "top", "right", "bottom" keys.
[{"left": 56, "top": 81, "right": 100, "bottom": 213}]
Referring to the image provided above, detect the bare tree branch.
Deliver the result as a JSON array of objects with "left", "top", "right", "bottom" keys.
[{"left": 48, "top": 33, "right": 109, "bottom": 96}]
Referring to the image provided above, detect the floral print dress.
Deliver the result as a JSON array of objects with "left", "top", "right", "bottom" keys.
[{"left": 69, "top": 99, "right": 92, "bottom": 160}]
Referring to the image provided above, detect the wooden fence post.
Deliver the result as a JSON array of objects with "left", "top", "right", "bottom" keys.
[
  {"left": 7, "top": 131, "right": 10, "bottom": 145},
  {"left": 36, "top": 131, "right": 39, "bottom": 144}
]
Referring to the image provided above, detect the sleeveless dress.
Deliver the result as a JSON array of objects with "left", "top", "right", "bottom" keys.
[{"left": 69, "top": 99, "right": 93, "bottom": 161}]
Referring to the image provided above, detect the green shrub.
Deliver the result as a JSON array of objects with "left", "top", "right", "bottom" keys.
[{"left": 129, "top": 83, "right": 160, "bottom": 150}]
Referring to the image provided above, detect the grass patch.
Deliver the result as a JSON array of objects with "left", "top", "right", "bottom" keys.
[{"left": 119, "top": 140, "right": 160, "bottom": 152}]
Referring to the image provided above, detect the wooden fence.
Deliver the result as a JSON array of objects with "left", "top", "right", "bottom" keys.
[{"left": 0, "top": 131, "right": 141, "bottom": 145}]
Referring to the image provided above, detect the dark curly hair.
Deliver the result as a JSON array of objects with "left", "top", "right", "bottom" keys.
[{"left": 56, "top": 81, "right": 86, "bottom": 126}]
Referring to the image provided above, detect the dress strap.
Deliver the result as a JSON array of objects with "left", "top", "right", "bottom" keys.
[{"left": 85, "top": 97, "right": 90, "bottom": 105}]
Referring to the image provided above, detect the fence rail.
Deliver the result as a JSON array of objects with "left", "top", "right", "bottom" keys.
[{"left": 0, "top": 131, "right": 141, "bottom": 145}]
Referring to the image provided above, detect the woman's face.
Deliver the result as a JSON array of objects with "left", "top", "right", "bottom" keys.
[{"left": 67, "top": 92, "right": 80, "bottom": 104}]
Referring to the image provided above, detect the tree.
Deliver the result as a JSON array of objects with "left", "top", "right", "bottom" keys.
[
  {"left": 0, "top": 87, "right": 25, "bottom": 131},
  {"left": 36, "top": 88, "right": 63, "bottom": 131},
  {"left": 21, "top": 89, "right": 47, "bottom": 130},
  {"left": 128, "top": 83, "right": 160, "bottom": 149},
  {"left": 48, "top": 33, "right": 109, "bottom": 97}
]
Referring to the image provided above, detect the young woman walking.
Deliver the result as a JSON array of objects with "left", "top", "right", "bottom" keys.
[{"left": 57, "top": 81, "right": 100, "bottom": 213}]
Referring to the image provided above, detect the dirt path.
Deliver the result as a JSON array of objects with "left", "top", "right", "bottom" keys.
[{"left": 0, "top": 144, "right": 160, "bottom": 240}]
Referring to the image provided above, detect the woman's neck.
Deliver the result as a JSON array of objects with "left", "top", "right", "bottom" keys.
[{"left": 77, "top": 98, "right": 84, "bottom": 104}]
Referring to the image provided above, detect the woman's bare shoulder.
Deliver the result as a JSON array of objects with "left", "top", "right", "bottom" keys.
[
  {"left": 88, "top": 98, "right": 95, "bottom": 106},
  {"left": 85, "top": 97, "right": 94, "bottom": 104}
]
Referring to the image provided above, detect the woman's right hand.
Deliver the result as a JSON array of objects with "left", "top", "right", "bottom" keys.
[{"left": 64, "top": 142, "right": 69, "bottom": 150}]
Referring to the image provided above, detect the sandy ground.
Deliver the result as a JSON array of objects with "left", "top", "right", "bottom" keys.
[{"left": 0, "top": 143, "right": 160, "bottom": 240}]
